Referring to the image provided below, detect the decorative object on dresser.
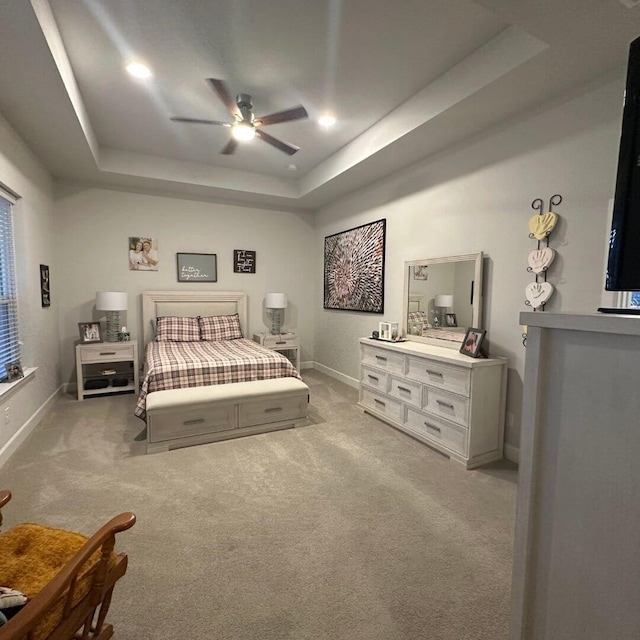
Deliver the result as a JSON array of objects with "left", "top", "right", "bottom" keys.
[
  {"left": 324, "top": 219, "right": 386, "bottom": 313},
  {"left": 95, "top": 291, "right": 127, "bottom": 342},
  {"left": 39, "top": 264, "right": 50, "bottom": 307},
  {"left": 403, "top": 253, "right": 483, "bottom": 349},
  {"left": 253, "top": 332, "right": 300, "bottom": 371},
  {"left": 176, "top": 253, "right": 217, "bottom": 282},
  {"left": 76, "top": 340, "right": 139, "bottom": 400},
  {"left": 378, "top": 322, "right": 399, "bottom": 341},
  {"left": 358, "top": 337, "right": 506, "bottom": 469},
  {"left": 522, "top": 195, "right": 561, "bottom": 346},
  {"left": 265, "top": 292, "right": 287, "bottom": 334},
  {"left": 78, "top": 321, "right": 102, "bottom": 344},
  {"left": 233, "top": 249, "right": 256, "bottom": 273}
]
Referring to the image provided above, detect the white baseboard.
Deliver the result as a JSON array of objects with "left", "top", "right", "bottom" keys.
[
  {"left": 311, "top": 362, "right": 359, "bottom": 389},
  {"left": 504, "top": 443, "right": 520, "bottom": 464},
  {"left": 0, "top": 385, "right": 63, "bottom": 469}
]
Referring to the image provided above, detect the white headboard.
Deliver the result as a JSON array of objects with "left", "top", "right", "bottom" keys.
[{"left": 141, "top": 291, "right": 248, "bottom": 346}]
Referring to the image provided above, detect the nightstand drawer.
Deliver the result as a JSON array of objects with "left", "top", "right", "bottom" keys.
[
  {"left": 80, "top": 344, "right": 135, "bottom": 363},
  {"left": 263, "top": 335, "right": 298, "bottom": 348}
]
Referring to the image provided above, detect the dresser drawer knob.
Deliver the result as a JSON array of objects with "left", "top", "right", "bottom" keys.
[
  {"left": 376, "top": 355, "right": 387, "bottom": 362},
  {"left": 436, "top": 400, "right": 454, "bottom": 410},
  {"left": 265, "top": 406, "right": 283, "bottom": 413},
  {"left": 374, "top": 398, "right": 386, "bottom": 407},
  {"left": 397, "top": 386, "right": 411, "bottom": 394},
  {"left": 183, "top": 418, "right": 205, "bottom": 426},
  {"left": 426, "top": 369, "right": 443, "bottom": 377},
  {"left": 367, "top": 374, "right": 379, "bottom": 382},
  {"left": 425, "top": 422, "right": 441, "bottom": 433}
]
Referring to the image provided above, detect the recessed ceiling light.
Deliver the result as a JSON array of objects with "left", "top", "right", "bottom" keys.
[
  {"left": 126, "top": 62, "right": 152, "bottom": 79},
  {"left": 287, "top": 163, "right": 298, "bottom": 171},
  {"left": 318, "top": 114, "right": 336, "bottom": 128}
]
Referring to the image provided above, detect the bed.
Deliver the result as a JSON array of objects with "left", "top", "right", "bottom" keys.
[{"left": 138, "top": 291, "right": 309, "bottom": 453}]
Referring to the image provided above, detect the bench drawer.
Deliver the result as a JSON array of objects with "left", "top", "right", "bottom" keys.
[
  {"left": 239, "top": 394, "right": 308, "bottom": 428},
  {"left": 148, "top": 403, "right": 236, "bottom": 442}
]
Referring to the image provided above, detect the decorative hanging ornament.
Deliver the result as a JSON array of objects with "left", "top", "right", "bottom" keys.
[
  {"left": 525, "top": 281, "right": 554, "bottom": 310},
  {"left": 527, "top": 247, "right": 556, "bottom": 274},
  {"left": 528, "top": 211, "right": 558, "bottom": 240}
]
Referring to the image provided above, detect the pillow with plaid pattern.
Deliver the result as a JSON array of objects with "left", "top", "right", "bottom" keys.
[
  {"left": 155, "top": 316, "right": 201, "bottom": 342},
  {"left": 199, "top": 314, "right": 243, "bottom": 341}
]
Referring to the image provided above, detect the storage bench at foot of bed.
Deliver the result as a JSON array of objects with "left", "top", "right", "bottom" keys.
[{"left": 146, "top": 377, "right": 310, "bottom": 453}]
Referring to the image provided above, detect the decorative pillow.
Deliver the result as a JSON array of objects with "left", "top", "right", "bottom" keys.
[
  {"left": 154, "top": 316, "right": 201, "bottom": 342},
  {"left": 408, "top": 311, "right": 431, "bottom": 327},
  {"left": 199, "top": 314, "right": 243, "bottom": 341}
]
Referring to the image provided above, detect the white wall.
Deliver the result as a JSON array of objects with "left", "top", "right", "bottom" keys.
[
  {"left": 0, "top": 112, "right": 59, "bottom": 461},
  {"left": 313, "top": 77, "right": 624, "bottom": 456},
  {"left": 52, "top": 186, "right": 317, "bottom": 386}
]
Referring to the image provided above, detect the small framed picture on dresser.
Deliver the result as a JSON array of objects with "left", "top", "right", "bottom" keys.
[{"left": 460, "top": 327, "right": 486, "bottom": 358}]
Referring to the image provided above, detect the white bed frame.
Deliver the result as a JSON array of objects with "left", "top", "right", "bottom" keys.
[{"left": 140, "top": 291, "right": 309, "bottom": 453}]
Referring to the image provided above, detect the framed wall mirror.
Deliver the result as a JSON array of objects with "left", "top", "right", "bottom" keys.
[{"left": 402, "top": 252, "right": 483, "bottom": 348}]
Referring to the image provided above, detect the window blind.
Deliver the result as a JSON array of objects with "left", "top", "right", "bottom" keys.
[{"left": 0, "top": 191, "right": 19, "bottom": 374}]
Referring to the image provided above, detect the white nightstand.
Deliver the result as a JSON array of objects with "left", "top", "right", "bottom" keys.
[
  {"left": 75, "top": 340, "right": 139, "bottom": 400},
  {"left": 253, "top": 333, "right": 300, "bottom": 371}
]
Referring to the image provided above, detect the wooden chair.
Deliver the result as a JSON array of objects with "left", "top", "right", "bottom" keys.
[{"left": 0, "top": 490, "right": 135, "bottom": 640}]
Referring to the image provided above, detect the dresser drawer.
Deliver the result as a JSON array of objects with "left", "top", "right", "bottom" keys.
[
  {"left": 148, "top": 404, "right": 236, "bottom": 442},
  {"left": 405, "top": 407, "right": 468, "bottom": 456},
  {"left": 388, "top": 375, "right": 422, "bottom": 408},
  {"left": 423, "top": 387, "right": 469, "bottom": 427},
  {"left": 80, "top": 344, "right": 135, "bottom": 363},
  {"left": 360, "top": 387, "right": 403, "bottom": 422},
  {"left": 239, "top": 394, "right": 308, "bottom": 428},
  {"left": 407, "top": 357, "right": 470, "bottom": 396},
  {"left": 361, "top": 365, "right": 388, "bottom": 392},
  {"left": 361, "top": 344, "right": 405, "bottom": 375}
]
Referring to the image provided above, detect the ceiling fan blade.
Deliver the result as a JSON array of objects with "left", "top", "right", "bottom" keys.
[
  {"left": 255, "top": 129, "right": 300, "bottom": 155},
  {"left": 171, "top": 116, "right": 230, "bottom": 126},
  {"left": 207, "top": 78, "right": 239, "bottom": 118},
  {"left": 256, "top": 105, "right": 308, "bottom": 126},
  {"left": 220, "top": 138, "right": 239, "bottom": 155}
]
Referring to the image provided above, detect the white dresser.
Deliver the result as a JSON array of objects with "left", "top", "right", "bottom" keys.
[{"left": 358, "top": 338, "right": 506, "bottom": 469}]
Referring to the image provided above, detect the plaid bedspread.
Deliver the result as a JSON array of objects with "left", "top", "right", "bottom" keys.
[{"left": 135, "top": 338, "right": 301, "bottom": 421}]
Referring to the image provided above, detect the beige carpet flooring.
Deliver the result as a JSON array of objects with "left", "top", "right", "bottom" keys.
[{"left": 0, "top": 370, "right": 517, "bottom": 640}]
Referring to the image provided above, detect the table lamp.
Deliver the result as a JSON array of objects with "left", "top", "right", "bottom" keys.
[
  {"left": 96, "top": 291, "right": 127, "bottom": 342},
  {"left": 266, "top": 292, "right": 287, "bottom": 335},
  {"left": 434, "top": 294, "right": 453, "bottom": 328}
]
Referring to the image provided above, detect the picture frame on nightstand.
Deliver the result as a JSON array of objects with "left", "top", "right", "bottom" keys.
[{"left": 78, "top": 322, "right": 102, "bottom": 344}]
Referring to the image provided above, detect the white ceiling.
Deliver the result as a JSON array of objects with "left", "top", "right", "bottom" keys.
[{"left": 0, "top": 0, "right": 639, "bottom": 211}]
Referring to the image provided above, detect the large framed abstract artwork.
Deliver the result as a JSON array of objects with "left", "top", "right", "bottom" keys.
[{"left": 324, "top": 219, "right": 386, "bottom": 313}]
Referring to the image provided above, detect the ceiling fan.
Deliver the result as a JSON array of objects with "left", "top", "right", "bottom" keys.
[{"left": 170, "top": 78, "right": 309, "bottom": 156}]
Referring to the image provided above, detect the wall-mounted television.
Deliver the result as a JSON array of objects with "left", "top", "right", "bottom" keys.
[{"left": 606, "top": 35, "right": 640, "bottom": 292}]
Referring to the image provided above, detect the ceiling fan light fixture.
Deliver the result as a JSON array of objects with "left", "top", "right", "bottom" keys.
[
  {"left": 126, "top": 62, "right": 152, "bottom": 79},
  {"left": 319, "top": 114, "right": 336, "bottom": 128},
  {"left": 232, "top": 122, "right": 256, "bottom": 141}
]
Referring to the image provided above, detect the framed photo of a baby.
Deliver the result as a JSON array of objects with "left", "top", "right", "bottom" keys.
[{"left": 460, "top": 327, "right": 486, "bottom": 358}]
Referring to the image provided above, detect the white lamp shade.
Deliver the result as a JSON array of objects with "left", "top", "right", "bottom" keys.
[
  {"left": 266, "top": 292, "right": 287, "bottom": 309},
  {"left": 96, "top": 291, "right": 128, "bottom": 311},
  {"left": 434, "top": 294, "right": 453, "bottom": 308}
]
